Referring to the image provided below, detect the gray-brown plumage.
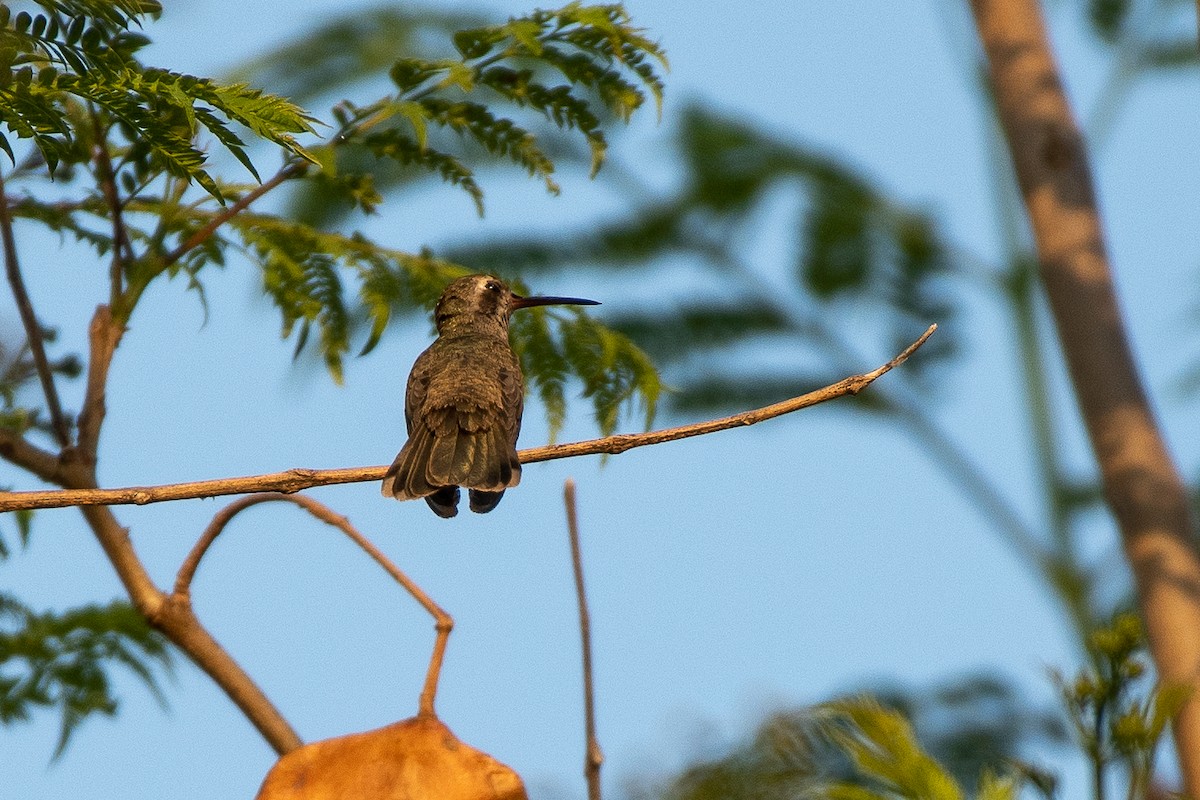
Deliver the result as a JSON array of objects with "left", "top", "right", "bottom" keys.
[{"left": 382, "top": 274, "right": 599, "bottom": 517}]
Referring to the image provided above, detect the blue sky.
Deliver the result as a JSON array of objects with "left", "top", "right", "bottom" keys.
[{"left": 4, "top": 1, "right": 1200, "bottom": 798}]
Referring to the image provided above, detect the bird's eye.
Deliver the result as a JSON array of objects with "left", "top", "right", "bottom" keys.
[{"left": 484, "top": 280, "right": 501, "bottom": 293}]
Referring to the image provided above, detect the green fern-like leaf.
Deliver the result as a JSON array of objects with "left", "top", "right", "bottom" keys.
[
  {"left": 421, "top": 98, "right": 559, "bottom": 193},
  {"left": 243, "top": 226, "right": 350, "bottom": 383},
  {"left": 511, "top": 308, "right": 570, "bottom": 439},
  {"left": 560, "top": 312, "right": 660, "bottom": 434},
  {"left": 231, "top": 7, "right": 483, "bottom": 103},
  {"left": 478, "top": 65, "right": 606, "bottom": 175},
  {"left": 0, "top": 595, "right": 172, "bottom": 758},
  {"left": 503, "top": 290, "right": 659, "bottom": 440},
  {"left": 9, "top": 196, "right": 115, "bottom": 254},
  {"left": 315, "top": 2, "right": 666, "bottom": 218},
  {"left": 817, "top": 697, "right": 967, "bottom": 800},
  {"left": 232, "top": 214, "right": 466, "bottom": 381},
  {"left": 356, "top": 128, "right": 484, "bottom": 215},
  {"left": 183, "top": 78, "right": 318, "bottom": 159},
  {"left": 1, "top": 6, "right": 316, "bottom": 196}
]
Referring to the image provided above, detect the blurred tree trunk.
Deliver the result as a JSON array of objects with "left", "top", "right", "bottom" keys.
[{"left": 969, "top": 0, "right": 1200, "bottom": 795}]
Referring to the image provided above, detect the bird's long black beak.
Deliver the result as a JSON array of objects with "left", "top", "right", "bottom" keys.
[{"left": 511, "top": 293, "right": 600, "bottom": 309}]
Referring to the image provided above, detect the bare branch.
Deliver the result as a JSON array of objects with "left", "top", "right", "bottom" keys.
[
  {"left": 0, "top": 426, "right": 63, "bottom": 483},
  {"left": 970, "top": 1, "right": 1200, "bottom": 795},
  {"left": 46, "top": 461, "right": 304, "bottom": 755},
  {"left": 75, "top": 305, "right": 125, "bottom": 462},
  {"left": 0, "top": 171, "right": 72, "bottom": 449},
  {"left": 564, "top": 479, "right": 602, "bottom": 800},
  {"left": 154, "top": 589, "right": 305, "bottom": 754},
  {"left": 175, "top": 493, "right": 453, "bottom": 720},
  {"left": 0, "top": 324, "right": 937, "bottom": 512}
]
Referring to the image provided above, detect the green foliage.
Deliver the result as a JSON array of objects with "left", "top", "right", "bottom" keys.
[
  {"left": 0, "top": 4, "right": 667, "bottom": 756},
  {"left": 1081, "top": 0, "right": 1198, "bottom": 71},
  {"left": 0, "top": 0, "right": 316, "bottom": 196},
  {"left": 0, "top": 594, "right": 172, "bottom": 757},
  {"left": 0, "top": 1, "right": 661, "bottom": 419},
  {"left": 865, "top": 675, "right": 1065, "bottom": 790},
  {"left": 1054, "top": 613, "right": 1188, "bottom": 800},
  {"left": 0, "top": 506, "right": 33, "bottom": 559},
  {"left": 224, "top": 210, "right": 659, "bottom": 429},
  {"left": 634, "top": 674, "right": 1060, "bottom": 800},
  {"left": 292, "top": 1, "right": 666, "bottom": 224},
  {"left": 1087, "top": 0, "right": 1131, "bottom": 42},
  {"left": 635, "top": 622, "right": 1182, "bottom": 800},
  {"left": 447, "top": 102, "right": 954, "bottom": 417},
  {"left": 232, "top": 215, "right": 462, "bottom": 382},
  {"left": 652, "top": 618, "right": 1176, "bottom": 800},
  {"left": 816, "top": 697, "right": 975, "bottom": 800},
  {"left": 511, "top": 302, "right": 659, "bottom": 438},
  {"left": 227, "top": 6, "right": 485, "bottom": 105},
  {"left": 647, "top": 621, "right": 1184, "bottom": 800},
  {"left": 212, "top": 3, "right": 665, "bottom": 401},
  {"left": 0, "top": 329, "right": 80, "bottom": 436}
]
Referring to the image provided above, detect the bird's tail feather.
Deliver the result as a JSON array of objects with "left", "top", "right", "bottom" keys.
[{"left": 383, "top": 423, "right": 521, "bottom": 512}]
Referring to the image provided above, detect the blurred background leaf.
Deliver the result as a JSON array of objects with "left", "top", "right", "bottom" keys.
[{"left": 0, "top": 594, "right": 173, "bottom": 759}]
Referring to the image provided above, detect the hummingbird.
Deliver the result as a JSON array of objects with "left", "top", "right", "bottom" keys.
[{"left": 382, "top": 274, "right": 600, "bottom": 517}]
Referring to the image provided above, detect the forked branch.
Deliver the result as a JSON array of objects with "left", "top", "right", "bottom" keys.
[{"left": 0, "top": 324, "right": 937, "bottom": 512}]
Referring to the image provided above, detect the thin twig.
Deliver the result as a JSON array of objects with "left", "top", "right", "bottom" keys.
[
  {"left": 0, "top": 427, "right": 63, "bottom": 483},
  {"left": 0, "top": 171, "right": 72, "bottom": 448},
  {"left": 174, "top": 492, "right": 453, "bottom": 719},
  {"left": 564, "top": 479, "right": 603, "bottom": 800},
  {"left": 90, "top": 111, "right": 130, "bottom": 306},
  {"left": 0, "top": 324, "right": 936, "bottom": 512},
  {"left": 157, "top": 161, "right": 306, "bottom": 272}
]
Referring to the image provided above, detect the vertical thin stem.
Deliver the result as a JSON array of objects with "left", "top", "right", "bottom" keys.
[
  {"left": 564, "top": 478, "right": 603, "bottom": 800},
  {"left": 90, "top": 111, "right": 129, "bottom": 308},
  {"left": 0, "top": 170, "right": 72, "bottom": 448},
  {"left": 1007, "top": 261, "right": 1099, "bottom": 645},
  {"left": 1094, "top": 697, "right": 1108, "bottom": 800}
]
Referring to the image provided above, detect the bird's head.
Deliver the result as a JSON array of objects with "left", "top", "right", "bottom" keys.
[{"left": 433, "top": 275, "right": 599, "bottom": 335}]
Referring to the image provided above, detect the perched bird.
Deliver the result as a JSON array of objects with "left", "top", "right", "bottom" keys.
[{"left": 382, "top": 274, "right": 599, "bottom": 517}]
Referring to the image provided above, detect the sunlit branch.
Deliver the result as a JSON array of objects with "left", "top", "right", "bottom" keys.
[
  {"left": 970, "top": 0, "right": 1200, "bottom": 794},
  {"left": 76, "top": 305, "right": 125, "bottom": 462},
  {"left": 0, "top": 324, "right": 936, "bottom": 512},
  {"left": 0, "top": 426, "right": 63, "bottom": 483}
]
